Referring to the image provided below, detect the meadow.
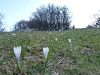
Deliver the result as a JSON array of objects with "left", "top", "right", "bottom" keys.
[{"left": 0, "top": 28, "right": 100, "bottom": 75}]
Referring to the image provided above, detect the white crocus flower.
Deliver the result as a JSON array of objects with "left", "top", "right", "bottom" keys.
[
  {"left": 43, "top": 47, "right": 49, "bottom": 61},
  {"left": 42, "top": 37, "right": 45, "bottom": 40},
  {"left": 14, "top": 46, "right": 21, "bottom": 67},
  {"left": 61, "top": 33, "right": 63, "bottom": 35},
  {"left": 55, "top": 38, "right": 58, "bottom": 41},
  {"left": 12, "top": 33, "right": 16, "bottom": 36},
  {"left": 68, "top": 39, "right": 73, "bottom": 51},
  {"left": 68, "top": 39, "right": 71, "bottom": 44},
  {"left": 49, "top": 32, "right": 51, "bottom": 34},
  {"left": 68, "top": 39, "right": 72, "bottom": 46}
]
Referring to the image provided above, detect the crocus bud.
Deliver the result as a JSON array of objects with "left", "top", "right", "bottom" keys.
[
  {"left": 55, "top": 38, "right": 58, "bottom": 41},
  {"left": 14, "top": 46, "right": 21, "bottom": 67},
  {"left": 49, "top": 32, "right": 51, "bottom": 34},
  {"left": 42, "top": 37, "right": 45, "bottom": 40},
  {"left": 61, "top": 33, "right": 63, "bottom": 35},
  {"left": 12, "top": 33, "right": 16, "bottom": 36},
  {"left": 68, "top": 39, "right": 71, "bottom": 44},
  {"left": 43, "top": 47, "right": 49, "bottom": 61}
]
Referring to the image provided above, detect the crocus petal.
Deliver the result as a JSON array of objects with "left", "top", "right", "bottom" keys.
[{"left": 43, "top": 47, "right": 49, "bottom": 60}]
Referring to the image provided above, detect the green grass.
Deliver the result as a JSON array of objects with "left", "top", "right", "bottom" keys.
[{"left": 0, "top": 28, "right": 100, "bottom": 75}]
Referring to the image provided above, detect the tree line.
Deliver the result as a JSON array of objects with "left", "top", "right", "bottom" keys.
[
  {"left": 13, "top": 4, "right": 71, "bottom": 31},
  {"left": 1, "top": 4, "right": 100, "bottom": 31},
  {"left": 87, "top": 10, "right": 100, "bottom": 28}
]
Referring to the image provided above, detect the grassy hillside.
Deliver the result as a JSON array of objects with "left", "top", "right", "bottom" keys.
[{"left": 0, "top": 28, "right": 100, "bottom": 75}]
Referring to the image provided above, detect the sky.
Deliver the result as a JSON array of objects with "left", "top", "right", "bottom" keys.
[{"left": 0, "top": 0, "right": 100, "bottom": 31}]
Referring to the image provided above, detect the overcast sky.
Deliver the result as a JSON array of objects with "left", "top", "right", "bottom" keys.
[{"left": 0, "top": 0, "right": 100, "bottom": 31}]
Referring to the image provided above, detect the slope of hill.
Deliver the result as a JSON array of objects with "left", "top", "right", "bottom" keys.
[{"left": 0, "top": 28, "right": 100, "bottom": 75}]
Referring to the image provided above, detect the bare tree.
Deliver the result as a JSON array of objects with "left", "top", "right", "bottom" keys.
[
  {"left": 13, "top": 20, "right": 29, "bottom": 31},
  {"left": 61, "top": 6, "right": 71, "bottom": 30},
  {"left": 0, "top": 13, "right": 5, "bottom": 32},
  {"left": 13, "top": 4, "right": 72, "bottom": 31},
  {"left": 86, "top": 25, "right": 93, "bottom": 28},
  {"left": 29, "top": 3, "right": 71, "bottom": 31},
  {"left": 91, "top": 10, "right": 100, "bottom": 28}
]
